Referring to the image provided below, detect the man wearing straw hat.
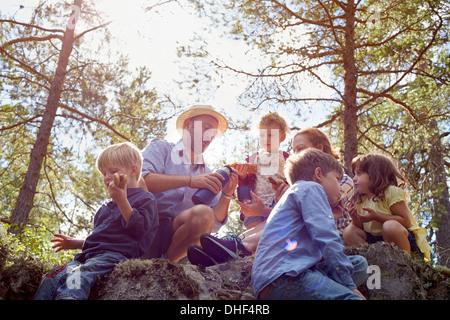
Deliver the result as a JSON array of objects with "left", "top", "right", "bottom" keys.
[{"left": 140, "top": 105, "right": 238, "bottom": 262}]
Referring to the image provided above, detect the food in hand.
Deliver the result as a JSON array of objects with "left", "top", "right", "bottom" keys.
[
  {"left": 113, "top": 173, "right": 126, "bottom": 187},
  {"left": 268, "top": 177, "right": 284, "bottom": 191},
  {"left": 229, "top": 162, "right": 258, "bottom": 174}
]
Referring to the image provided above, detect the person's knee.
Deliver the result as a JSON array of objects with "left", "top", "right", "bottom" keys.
[
  {"left": 342, "top": 225, "right": 353, "bottom": 242},
  {"left": 349, "top": 255, "right": 368, "bottom": 271},
  {"left": 349, "top": 255, "right": 368, "bottom": 277},
  {"left": 189, "top": 204, "right": 215, "bottom": 231},
  {"left": 382, "top": 220, "right": 406, "bottom": 237},
  {"left": 343, "top": 224, "right": 365, "bottom": 245}
]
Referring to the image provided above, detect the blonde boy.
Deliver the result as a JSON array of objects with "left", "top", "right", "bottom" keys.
[{"left": 34, "top": 142, "right": 158, "bottom": 300}]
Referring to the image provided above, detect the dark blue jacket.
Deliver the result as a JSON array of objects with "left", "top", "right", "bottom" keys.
[{"left": 75, "top": 188, "right": 158, "bottom": 262}]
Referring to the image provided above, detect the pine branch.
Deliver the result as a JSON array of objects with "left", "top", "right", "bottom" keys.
[
  {"left": 2, "top": 34, "right": 64, "bottom": 47},
  {"left": 0, "top": 115, "right": 43, "bottom": 131},
  {"left": 74, "top": 21, "right": 112, "bottom": 40},
  {"left": 356, "top": 10, "right": 443, "bottom": 117},
  {"left": 58, "top": 102, "right": 131, "bottom": 141},
  {"left": 0, "top": 46, "right": 51, "bottom": 83},
  {"left": 268, "top": 0, "right": 345, "bottom": 30},
  {"left": 0, "top": 19, "right": 64, "bottom": 33}
]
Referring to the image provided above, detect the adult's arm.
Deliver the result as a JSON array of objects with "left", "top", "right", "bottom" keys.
[
  {"left": 143, "top": 173, "right": 190, "bottom": 193},
  {"left": 143, "top": 172, "right": 224, "bottom": 194},
  {"left": 141, "top": 139, "right": 224, "bottom": 194},
  {"left": 212, "top": 170, "right": 238, "bottom": 223}
]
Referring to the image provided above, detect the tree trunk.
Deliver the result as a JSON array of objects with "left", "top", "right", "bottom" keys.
[
  {"left": 428, "top": 120, "right": 450, "bottom": 267},
  {"left": 342, "top": 0, "right": 358, "bottom": 175},
  {"left": 9, "top": 0, "right": 83, "bottom": 234}
]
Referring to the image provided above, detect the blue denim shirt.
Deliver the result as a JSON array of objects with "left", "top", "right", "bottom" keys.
[
  {"left": 251, "top": 180, "right": 356, "bottom": 297},
  {"left": 141, "top": 139, "right": 223, "bottom": 231}
]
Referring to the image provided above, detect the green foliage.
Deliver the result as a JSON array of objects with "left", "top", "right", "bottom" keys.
[
  {"left": 0, "top": 222, "right": 75, "bottom": 267},
  {"left": 0, "top": 222, "right": 76, "bottom": 299}
]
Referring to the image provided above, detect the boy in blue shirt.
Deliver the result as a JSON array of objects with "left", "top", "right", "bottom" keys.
[
  {"left": 34, "top": 142, "right": 158, "bottom": 300},
  {"left": 252, "top": 148, "right": 368, "bottom": 300}
]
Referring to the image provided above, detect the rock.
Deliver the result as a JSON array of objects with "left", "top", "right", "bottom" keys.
[
  {"left": 1, "top": 240, "right": 448, "bottom": 300},
  {"left": 367, "top": 242, "right": 427, "bottom": 299},
  {"left": 90, "top": 242, "right": 449, "bottom": 300},
  {"left": 89, "top": 256, "right": 255, "bottom": 300},
  {"left": 345, "top": 242, "right": 450, "bottom": 300},
  {"left": 0, "top": 243, "right": 45, "bottom": 300}
]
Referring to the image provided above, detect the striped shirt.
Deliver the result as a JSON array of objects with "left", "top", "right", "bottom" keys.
[{"left": 335, "top": 174, "right": 353, "bottom": 236}]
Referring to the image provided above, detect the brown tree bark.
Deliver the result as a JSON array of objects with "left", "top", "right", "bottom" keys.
[
  {"left": 342, "top": 0, "right": 358, "bottom": 175},
  {"left": 428, "top": 120, "right": 450, "bottom": 267}
]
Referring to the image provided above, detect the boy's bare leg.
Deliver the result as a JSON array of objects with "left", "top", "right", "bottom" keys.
[{"left": 166, "top": 204, "right": 215, "bottom": 262}]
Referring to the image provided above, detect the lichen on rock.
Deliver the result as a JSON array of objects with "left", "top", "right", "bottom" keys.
[{"left": 90, "top": 256, "right": 256, "bottom": 300}]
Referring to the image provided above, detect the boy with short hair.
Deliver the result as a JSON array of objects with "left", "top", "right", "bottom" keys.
[
  {"left": 252, "top": 148, "right": 368, "bottom": 300},
  {"left": 34, "top": 142, "right": 158, "bottom": 300}
]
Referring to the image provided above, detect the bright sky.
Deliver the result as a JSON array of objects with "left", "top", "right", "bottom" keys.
[
  {"left": 90, "top": 0, "right": 328, "bottom": 163},
  {"left": 91, "top": 1, "right": 268, "bottom": 148},
  {"left": 94, "top": 2, "right": 259, "bottom": 101}
]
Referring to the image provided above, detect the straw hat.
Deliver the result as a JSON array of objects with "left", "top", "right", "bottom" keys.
[{"left": 176, "top": 105, "right": 228, "bottom": 137}]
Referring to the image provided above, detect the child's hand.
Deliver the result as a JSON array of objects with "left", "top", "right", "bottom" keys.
[
  {"left": 237, "top": 192, "right": 268, "bottom": 217},
  {"left": 108, "top": 174, "right": 135, "bottom": 222},
  {"left": 348, "top": 203, "right": 363, "bottom": 227},
  {"left": 51, "top": 234, "right": 84, "bottom": 252},
  {"left": 352, "top": 289, "right": 366, "bottom": 300},
  {"left": 347, "top": 203, "right": 358, "bottom": 219},
  {"left": 360, "top": 207, "right": 378, "bottom": 223},
  {"left": 331, "top": 200, "right": 344, "bottom": 220},
  {"left": 108, "top": 174, "right": 128, "bottom": 203},
  {"left": 274, "top": 182, "right": 289, "bottom": 203},
  {"left": 235, "top": 163, "right": 249, "bottom": 180},
  {"left": 222, "top": 168, "right": 238, "bottom": 197},
  {"left": 348, "top": 206, "right": 378, "bottom": 225}
]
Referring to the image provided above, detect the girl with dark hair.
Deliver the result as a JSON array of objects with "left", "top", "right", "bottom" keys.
[{"left": 343, "top": 153, "right": 431, "bottom": 261}]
